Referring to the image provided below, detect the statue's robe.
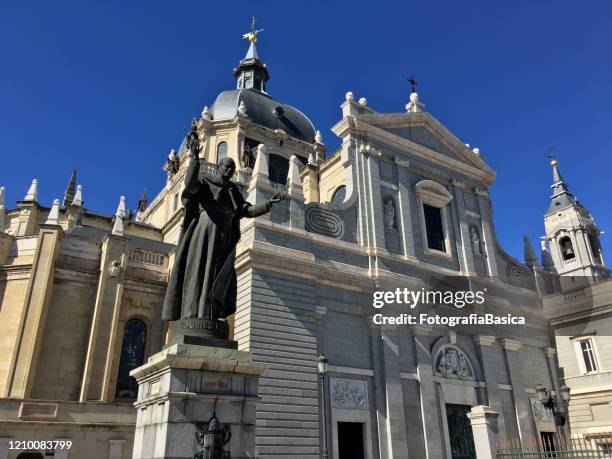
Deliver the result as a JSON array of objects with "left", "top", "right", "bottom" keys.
[{"left": 162, "top": 160, "right": 270, "bottom": 321}]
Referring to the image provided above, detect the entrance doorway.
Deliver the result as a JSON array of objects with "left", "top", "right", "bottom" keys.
[
  {"left": 446, "top": 404, "right": 476, "bottom": 459},
  {"left": 338, "top": 421, "right": 365, "bottom": 459}
]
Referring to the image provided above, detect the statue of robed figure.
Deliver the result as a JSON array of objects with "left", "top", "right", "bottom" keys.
[{"left": 162, "top": 122, "right": 286, "bottom": 344}]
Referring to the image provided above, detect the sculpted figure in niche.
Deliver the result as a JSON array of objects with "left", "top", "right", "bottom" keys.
[
  {"left": 384, "top": 198, "right": 396, "bottom": 229},
  {"left": 162, "top": 122, "right": 287, "bottom": 335},
  {"left": 470, "top": 226, "right": 483, "bottom": 255}
]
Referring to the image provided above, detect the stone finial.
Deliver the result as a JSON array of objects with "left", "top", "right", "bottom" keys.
[
  {"left": 315, "top": 130, "right": 323, "bottom": 144},
  {"left": 465, "top": 143, "right": 470, "bottom": 148},
  {"left": 112, "top": 196, "right": 126, "bottom": 236},
  {"left": 358, "top": 97, "right": 367, "bottom": 106},
  {"left": 345, "top": 91, "right": 354, "bottom": 101},
  {"left": 45, "top": 199, "right": 61, "bottom": 225},
  {"left": 24, "top": 179, "right": 38, "bottom": 201},
  {"left": 473, "top": 148, "right": 480, "bottom": 156},
  {"left": 406, "top": 92, "right": 425, "bottom": 113},
  {"left": 0, "top": 186, "right": 5, "bottom": 208},
  {"left": 238, "top": 100, "right": 247, "bottom": 116},
  {"left": 72, "top": 185, "right": 83, "bottom": 207},
  {"left": 523, "top": 235, "right": 539, "bottom": 267},
  {"left": 115, "top": 196, "right": 126, "bottom": 218},
  {"left": 308, "top": 152, "right": 316, "bottom": 165},
  {"left": 201, "top": 106, "right": 211, "bottom": 120}
]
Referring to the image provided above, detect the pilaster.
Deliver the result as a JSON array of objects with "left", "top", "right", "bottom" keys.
[
  {"left": 381, "top": 326, "right": 410, "bottom": 458},
  {"left": 14, "top": 201, "right": 41, "bottom": 237},
  {"left": 476, "top": 189, "right": 499, "bottom": 277},
  {"left": 80, "top": 233, "right": 128, "bottom": 402},
  {"left": 500, "top": 339, "right": 535, "bottom": 440},
  {"left": 452, "top": 180, "right": 476, "bottom": 275},
  {"left": 287, "top": 154, "right": 305, "bottom": 230},
  {"left": 473, "top": 335, "right": 506, "bottom": 435},
  {"left": 415, "top": 334, "right": 445, "bottom": 459},
  {"left": 395, "top": 158, "right": 416, "bottom": 258},
  {"left": 5, "top": 224, "right": 62, "bottom": 398}
]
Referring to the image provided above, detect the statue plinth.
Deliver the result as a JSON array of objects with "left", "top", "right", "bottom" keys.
[
  {"left": 170, "top": 318, "right": 238, "bottom": 350},
  {"left": 130, "top": 344, "right": 265, "bottom": 459}
]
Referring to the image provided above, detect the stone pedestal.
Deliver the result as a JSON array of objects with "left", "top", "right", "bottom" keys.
[
  {"left": 130, "top": 344, "right": 265, "bottom": 459},
  {"left": 467, "top": 405, "right": 500, "bottom": 459}
]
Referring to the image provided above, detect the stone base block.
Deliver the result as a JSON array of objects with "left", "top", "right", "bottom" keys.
[{"left": 130, "top": 344, "right": 265, "bottom": 459}]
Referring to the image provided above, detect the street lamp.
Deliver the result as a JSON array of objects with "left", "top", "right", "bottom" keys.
[
  {"left": 318, "top": 354, "right": 329, "bottom": 459},
  {"left": 535, "top": 383, "right": 567, "bottom": 427}
]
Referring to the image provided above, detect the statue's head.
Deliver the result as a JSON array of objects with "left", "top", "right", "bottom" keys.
[{"left": 218, "top": 158, "right": 236, "bottom": 183}]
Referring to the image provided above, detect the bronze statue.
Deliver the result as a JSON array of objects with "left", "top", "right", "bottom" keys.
[{"left": 162, "top": 122, "right": 286, "bottom": 341}]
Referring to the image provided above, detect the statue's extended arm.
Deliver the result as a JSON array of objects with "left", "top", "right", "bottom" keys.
[{"left": 240, "top": 192, "right": 287, "bottom": 218}]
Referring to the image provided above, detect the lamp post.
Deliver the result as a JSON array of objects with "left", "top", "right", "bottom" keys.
[
  {"left": 536, "top": 383, "right": 568, "bottom": 433},
  {"left": 318, "top": 354, "right": 329, "bottom": 459},
  {"left": 559, "top": 384, "right": 571, "bottom": 439}
]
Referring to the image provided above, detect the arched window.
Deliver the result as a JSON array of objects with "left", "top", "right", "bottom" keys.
[
  {"left": 216, "top": 141, "right": 228, "bottom": 164},
  {"left": 268, "top": 154, "right": 289, "bottom": 185},
  {"left": 559, "top": 236, "right": 575, "bottom": 261},
  {"left": 330, "top": 186, "right": 346, "bottom": 205},
  {"left": 115, "top": 319, "right": 147, "bottom": 399},
  {"left": 414, "top": 180, "right": 453, "bottom": 256}
]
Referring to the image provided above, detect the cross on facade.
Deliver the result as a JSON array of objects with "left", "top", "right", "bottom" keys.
[{"left": 407, "top": 75, "right": 418, "bottom": 93}]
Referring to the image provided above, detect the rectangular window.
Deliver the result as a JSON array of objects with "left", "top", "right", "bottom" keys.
[
  {"left": 580, "top": 339, "right": 598, "bottom": 373},
  {"left": 423, "top": 203, "right": 446, "bottom": 252}
]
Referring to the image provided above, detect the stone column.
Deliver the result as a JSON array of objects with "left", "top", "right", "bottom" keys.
[
  {"left": 108, "top": 439, "right": 126, "bottom": 459},
  {"left": 467, "top": 405, "right": 500, "bottom": 459},
  {"left": 5, "top": 223, "right": 62, "bottom": 398},
  {"left": 131, "top": 344, "right": 265, "bottom": 459},
  {"left": 474, "top": 336, "right": 506, "bottom": 435},
  {"left": 395, "top": 158, "right": 416, "bottom": 258},
  {"left": 501, "top": 339, "right": 535, "bottom": 440}
]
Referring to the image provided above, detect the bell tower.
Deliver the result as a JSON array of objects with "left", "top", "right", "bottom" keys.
[{"left": 543, "top": 159, "right": 609, "bottom": 280}]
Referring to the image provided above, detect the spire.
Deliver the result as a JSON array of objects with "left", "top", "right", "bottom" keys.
[
  {"left": 24, "top": 179, "right": 38, "bottom": 201},
  {"left": 540, "top": 238, "right": 555, "bottom": 272},
  {"left": 547, "top": 158, "right": 577, "bottom": 213},
  {"left": 235, "top": 17, "right": 269, "bottom": 92},
  {"left": 523, "top": 235, "right": 539, "bottom": 267},
  {"left": 63, "top": 169, "right": 77, "bottom": 207}
]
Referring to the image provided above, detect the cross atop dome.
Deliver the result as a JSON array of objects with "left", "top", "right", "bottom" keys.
[
  {"left": 234, "top": 17, "right": 269, "bottom": 92},
  {"left": 242, "top": 16, "right": 264, "bottom": 44}
]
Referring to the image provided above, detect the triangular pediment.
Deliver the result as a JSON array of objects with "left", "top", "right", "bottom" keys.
[{"left": 358, "top": 112, "right": 494, "bottom": 179}]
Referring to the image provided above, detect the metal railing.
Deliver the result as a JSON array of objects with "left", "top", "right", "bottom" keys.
[{"left": 497, "top": 432, "right": 612, "bottom": 458}]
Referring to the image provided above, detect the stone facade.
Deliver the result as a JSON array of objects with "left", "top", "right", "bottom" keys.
[{"left": 0, "top": 38, "right": 609, "bottom": 459}]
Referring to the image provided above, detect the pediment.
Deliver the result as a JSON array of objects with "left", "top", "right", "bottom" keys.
[{"left": 358, "top": 112, "right": 494, "bottom": 180}]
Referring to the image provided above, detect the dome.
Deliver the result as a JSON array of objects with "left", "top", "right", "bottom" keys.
[{"left": 210, "top": 89, "right": 316, "bottom": 143}]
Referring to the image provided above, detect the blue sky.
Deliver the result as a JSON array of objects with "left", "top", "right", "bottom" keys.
[{"left": 1, "top": 1, "right": 610, "bottom": 262}]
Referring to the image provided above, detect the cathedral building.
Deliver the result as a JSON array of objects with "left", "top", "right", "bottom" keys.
[{"left": 0, "top": 31, "right": 609, "bottom": 459}]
